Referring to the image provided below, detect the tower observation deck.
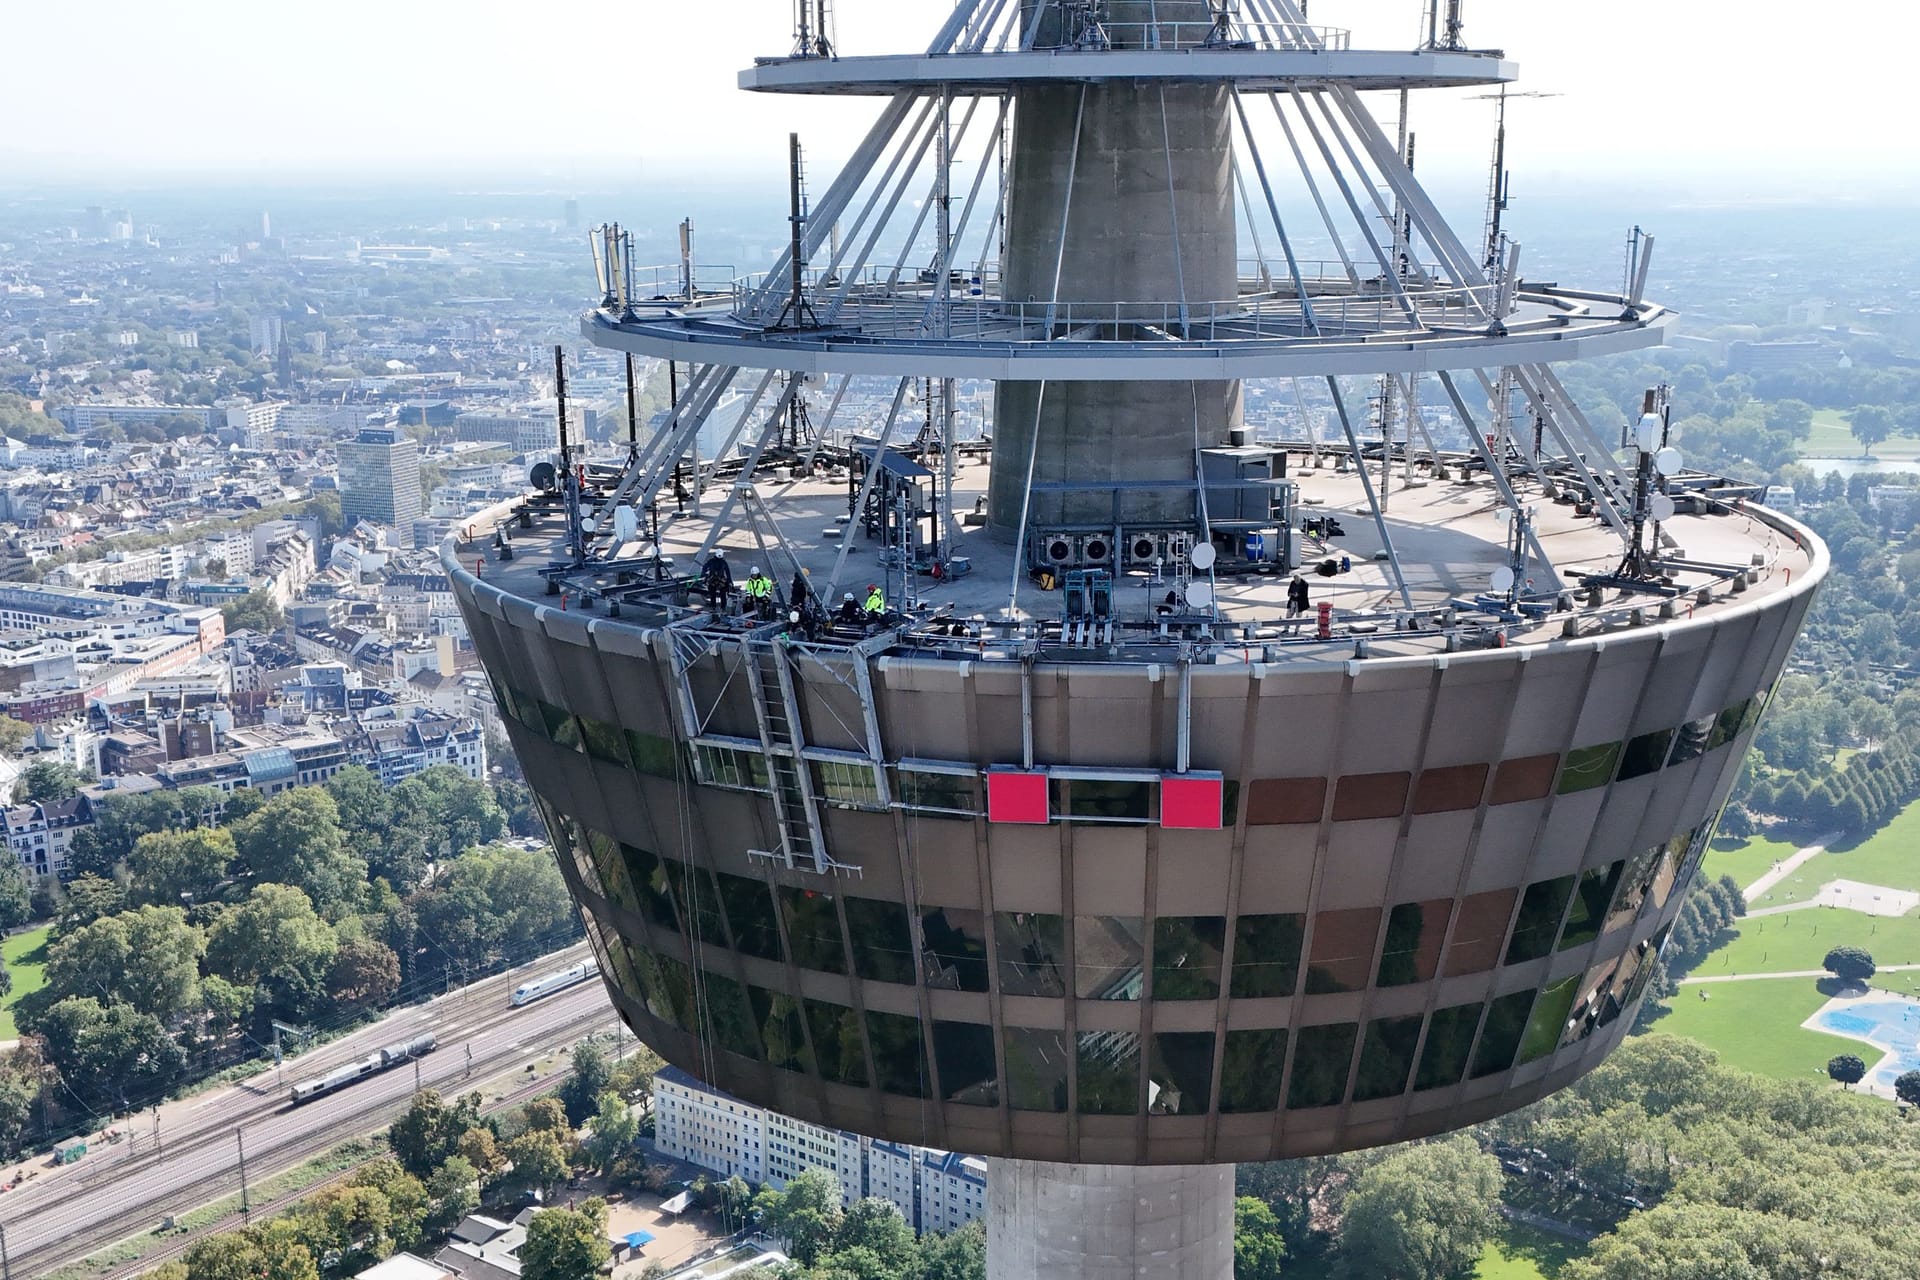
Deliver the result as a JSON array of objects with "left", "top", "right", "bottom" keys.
[{"left": 445, "top": 4, "right": 1825, "bottom": 1275}]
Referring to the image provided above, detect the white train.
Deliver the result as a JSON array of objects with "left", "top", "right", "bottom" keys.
[
  {"left": 288, "top": 1033, "right": 437, "bottom": 1105},
  {"left": 510, "top": 958, "right": 599, "bottom": 1007}
]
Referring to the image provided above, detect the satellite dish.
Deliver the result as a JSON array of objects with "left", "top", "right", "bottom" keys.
[
  {"left": 1654, "top": 447, "right": 1684, "bottom": 476},
  {"left": 1634, "top": 413, "right": 1662, "bottom": 453},
  {"left": 1185, "top": 582, "right": 1215, "bottom": 609},
  {"left": 580, "top": 516, "right": 597, "bottom": 533},
  {"left": 613, "top": 507, "right": 640, "bottom": 543},
  {"left": 1490, "top": 566, "right": 1516, "bottom": 594},
  {"left": 1190, "top": 542, "right": 1217, "bottom": 571},
  {"left": 1649, "top": 494, "right": 1677, "bottom": 522},
  {"left": 529, "top": 461, "right": 558, "bottom": 492}
]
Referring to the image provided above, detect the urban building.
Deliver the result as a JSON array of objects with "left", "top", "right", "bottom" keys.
[
  {"left": 446, "top": 6, "right": 1830, "bottom": 1277},
  {"left": 654, "top": 1066, "right": 987, "bottom": 1237},
  {"left": 339, "top": 426, "right": 424, "bottom": 545}
]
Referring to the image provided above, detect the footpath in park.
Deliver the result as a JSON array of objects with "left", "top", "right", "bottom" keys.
[
  {"left": 1679, "top": 963, "right": 1920, "bottom": 986},
  {"left": 1741, "top": 831, "right": 1843, "bottom": 900}
]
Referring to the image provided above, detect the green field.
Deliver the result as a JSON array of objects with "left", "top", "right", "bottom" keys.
[
  {"left": 1699, "top": 906, "right": 1920, "bottom": 979},
  {"left": 1800, "top": 408, "right": 1920, "bottom": 461},
  {"left": 1706, "top": 832, "right": 1805, "bottom": 894},
  {"left": 1746, "top": 800, "right": 1920, "bottom": 908},
  {"left": 1475, "top": 1221, "right": 1586, "bottom": 1279},
  {"left": 1, "top": 924, "right": 50, "bottom": 1040},
  {"left": 1653, "top": 976, "right": 1868, "bottom": 1080}
]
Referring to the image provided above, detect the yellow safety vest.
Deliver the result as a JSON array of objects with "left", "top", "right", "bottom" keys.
[
  {"left": 748, "top": 576, "right": 771, "bottom": 598},
  {"left": 864, "top": 590, "right": 885, "bottom": 613}
]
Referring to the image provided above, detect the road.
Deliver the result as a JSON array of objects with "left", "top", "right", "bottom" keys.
[
  {"left": 0, "top": 945, "right": 617, "bottom": 1274},
  {"left": 1741, "top": 831, "right": 1841, "bottom": 899},
  {"left": 1679, "top": 963, "right": 1920, "bottom": 985}
]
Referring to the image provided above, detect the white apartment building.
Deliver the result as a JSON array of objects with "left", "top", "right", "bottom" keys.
[{"left": 652, "top": 1067, "right": 987, "bottom": 1238}]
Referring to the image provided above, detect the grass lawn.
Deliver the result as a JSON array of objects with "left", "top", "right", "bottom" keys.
[
  {"left": 1706, "top": 832, "right": 1805, "bottom": 895},
  {"left": 1800, "top": 409, "right": 1920, "bottom": 461},
  {"left": 1475, "top": 1221, "right": 1587, "bottom": 1279},
  {"left": 1748, "top": 799, "right": 1920, "bottom": 908},
  {"left": 1, "top": 924, "right": 50, "bottom": 1041},
  {"left": 1701, "top": 907, "right": 1920, "bottom": 978},
  {"left": 1651, "top": 975, "right": 1866, "bottom": 1080}
]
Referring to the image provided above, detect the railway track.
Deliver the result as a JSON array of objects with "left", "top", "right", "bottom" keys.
[{"left": 4, "top": 952, "right": 614, "bottom": 1277}]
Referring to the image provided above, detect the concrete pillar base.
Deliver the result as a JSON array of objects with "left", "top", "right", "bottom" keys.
[{"left": 986, "top": 1158, "right": 1235, "bottom": 1280}]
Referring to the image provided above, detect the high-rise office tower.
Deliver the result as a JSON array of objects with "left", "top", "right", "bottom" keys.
[{"left": 339, "top": 426, "right": 422, "bottom": 544}]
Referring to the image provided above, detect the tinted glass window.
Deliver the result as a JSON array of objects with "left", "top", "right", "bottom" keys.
[
  {"left": 1230, "top": 914, "right": 1304, "bottom": 998},
  {"left": 1332, "top": 771, "right": 1410, "bottom": 822},
  {"left": 995, "top": 911, "right": 1068, "bottom": 997},
  {"left": 1058, "top": 778, "right": 1153, "bottom": 822},
  {"left": 538, "top": 700, "right": 584, "bottom": 751},
  {"left": 1443, "top": 889, "right": 1516, "bottom": 976},
  {"left": 1075, "top": 916, "right": 1145, "bottom": 1000},
  {"left": 1414, "top": 1003, "right": 1480, "bottom": 1091},
  {"left": 866, "top": 1010, "right": 929, "bottom": 1097},
  {"left": 1706, "top": 699, "right": 1752, "bottom": 751},
  {"left": 844, "top": 897, "right": 917, "bottom": 984},
  {"left": 1647, "top": 831, "right": 1688, "bottom": 911},
  {"left": 1149, "top": 1032, "right": 1215, "bottom": 1115},
  {"left": 582, "top": 717, "right": 628, "bottom": 766},
  {"left": 1557, "top": 861, "right": 1625, "bottom": 952},
  {"left": 1490, "top": 754, "right": 1559, "bottom": 805},
  {"left": 748, "top": 986, "right": 813, "bottom": 1073},
  {"left": 639, "top": 950, "right": 695, "bottom": 1029},
  {"left": 1219, "top": 1029, "right": 1287, "bottom": 1113},
  {"left": 1519, "top": 976, "right": 1579, "bottom": 1064},
  {"left": 1352, "top": 1014, "right": 1423, "bottom": 1102},
  {"left": 1152, "top": 916, "right": 1226, "bottom": 1000},
  {"left": 1413, "top": 764, "right": 1489, "bottom": 814},
  {"left": 1666, "top": 715, "right": 1713, "bottom": 766},
  {"left": 621, "top": 844, "right": 680, "bottom": 934},
  {"left": 697, "top": 969, "right": 761, "bottom": 1060},
  {"left": 895, "top": 768, "right": 978, "bottom": 815},
  {"left": 1286, "top": 1022, "right": 1357, "bottom": 1110},
  {"left": 1469, "top": 990, "right": 1535, "bottom": 1078},
  {"left": 626, "top": 729, "right": 680, "bottom": 779},
  {"left": 804, "top": 999, "right": 869, "bottom": 1086},
  {"left": 922, "top": 908, "right": 991, "bottom": 993},
  {"left": 581, "top": 829, "right": 639, "bottom": 917},
  {"left": 715, "top": 872, "right": 784, "bottom": 962},
  {"left": 1557, "top": 743, "right": 1620, "bottom": 794},
  {"left": 933, "top": 1020, "right": 998, "bottom": 1105},
  {"left": 1305, "top": 907, "right": 1380, "bottom": 994},
  {"left": 1503, "top": 876, "right": 1574, "bottom": 964},
  {"left": 662, "top": 861, "right": 725, "bottom": 942},
  {"left": 1377, "top": 899, "right": 1451, "bottom": 987},
  {"left": 1077, "top": 1031, "right": 1141, "bottom": 1115},
  {"left": 696, "top": 744, "right": 769, "bottom": 790},
  {"left": 1603, "top": 844, "right": 1662, "bottom": 936},
  {"left": 1615, "top": 728, "right": 1674, "bottom": 781},
  {"left": 1246, "top": 777, "right": 1326, "bottom": 825},
  {"left": 780, "top": 887, "right": 848, "bottom": 974},
  {"left": 1004, "top": 1026, "right": 1071, "bottom": 1112},
  {"left": 814, "top": 759, "right": 883, "bottom": 807}
]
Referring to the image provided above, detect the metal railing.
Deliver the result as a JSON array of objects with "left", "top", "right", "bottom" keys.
[{"left": 1026, "top": 20, "right": 1351, "bottom": 53}]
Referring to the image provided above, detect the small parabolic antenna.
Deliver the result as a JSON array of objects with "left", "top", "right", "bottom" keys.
[
  {"left": 1190, "top": 542, "right": 1218, "bottom": 571},
  {"left": 1653, "top": 447, "right": 1684, "bottom": 476},
  {"left": 530, "top": 461, "right": 559, "bottom": 492},
  {"left": 613, "top": 507, "right": 641, "bottom": 543},
  {"left": 1649, "top": 494, "right": 1677, "bottom": 523},
  {"left": 1490, "top": 566, "right": 1516, "bottom": 594},
  {"left": 1634, "top": 413, "right": 1662, "bottom": 453},
  {"left": 581, "top": 516, "right": 598, "bottom": 533},
  {"left": 1186, "top": 582, "right": 1215, "bottom": 609}
]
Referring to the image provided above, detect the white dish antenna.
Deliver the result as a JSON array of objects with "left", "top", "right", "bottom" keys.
[
  {"left": 1649, "top": 494, "right": 1676, "bottom": 523},
  {"left": 1186, "top": 582, "right": 1215, "bottom": 609},
  {"left": 1654, "top": 447, "right": 1684, "bottom": 476},
  {"left": 1190, "top": 542, "right": 1217, "bottom": 571},
  {"left": 1634, "top": 413, "right": 1662, "bottom": 453},
  {"left": 1490, "top": 566, "right": 1516, "bottom": 594},
  {"left": 613, "top": 507, "right": 640, "bottom": 543}
]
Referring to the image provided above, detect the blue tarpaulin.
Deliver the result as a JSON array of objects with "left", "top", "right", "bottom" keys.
[{"left": 624, "top": 1230, "right": 656, "bottom": 1251}]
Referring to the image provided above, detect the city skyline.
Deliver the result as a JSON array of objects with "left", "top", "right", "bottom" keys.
[{"left": 3, "top": 0, "right": 1911, "bottom": 200}]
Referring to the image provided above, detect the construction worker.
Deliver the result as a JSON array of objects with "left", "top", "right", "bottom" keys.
[
  {"left": 863, "top": 583, "right": 886, "bottom": 620},
  {"left": 701, "top": 551, "right": 733, "bottom": 613},
  {"left": 837, "top": 591, "right": 863, "bottom": 625},
  {"left": 745, "top": 566, "right": 775, "bottom": 619}
]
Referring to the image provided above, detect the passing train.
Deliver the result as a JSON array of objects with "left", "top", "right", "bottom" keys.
[
  {"left": 288, "top": 1033, "right": 437, "bottom": 1106},
  {"left": 510, "top": 958, "right": 599, "bottom": 1007}
]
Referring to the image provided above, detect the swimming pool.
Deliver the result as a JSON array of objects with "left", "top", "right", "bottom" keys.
[{"left": 1811, "top": 998, "right": 1920, "bottom": 1089}]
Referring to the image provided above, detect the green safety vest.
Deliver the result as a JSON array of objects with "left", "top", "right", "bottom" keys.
[
  {"left": 864, "top": 590, "right": 884, "bottom": 613},
  {"left": 748, "top": 576, "right": 771, "bottom": 598}
]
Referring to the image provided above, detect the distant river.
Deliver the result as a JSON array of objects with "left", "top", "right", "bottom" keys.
[{"left": 1797, "top": 455, "right": 1920, "bottom": 479}]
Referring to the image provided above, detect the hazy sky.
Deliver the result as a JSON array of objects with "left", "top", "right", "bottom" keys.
[{"left": 5, "top": 0, "right": 1911, "bottom": 199}]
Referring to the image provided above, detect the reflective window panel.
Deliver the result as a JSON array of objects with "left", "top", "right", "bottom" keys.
[
  {"left": 1230, "top": 914, "right": 1304, "bottom": 998},
  {"left": 866, "top": 1009, "right": 930, "bottom": 1098},
  {"left": 1305, "top": 908, "right": 1381, "bottom": 994},
  {"left": 1075, "top": 916, "right": 1146, "bottom": 1001},
  {"left": 922, "top": 907, "right": 992, "bottom": 993},
  {"left": 1219, "top": 1028, "right": 1288, "bottom": 1113},
  {"left": 1077, "top": 1030, "right": 1142, "bottom": 1115},
  {"left": 1286, "top": 1022, "right": 1358, "bottom": 1110},
  {"left": 1004, "top": 1026, "right": 1071, "bottom": 1112},
  {"left": 1352, "top": 1014, "right": 1424, "bottom": 1102},
  {"left": 780, "top": 887, "right": 849, "bottom": 974},
  {"left": 1470, "top": 990, "right": 1536, "bottom": 1078},
  {"left": 934, "top": 1020, "right": 999, "bottom": 1106},
  {"left": 1148, "top": 1032, "right": 1215, "bottom": 1115},
  {"left": 1377, "top": 899, "right": 1452, "bottom": 987},
  {"left": 804, "top": 999, "right": 869, "bottom": 1087},
  {"left": 995, "top": 911, "right": 1069, "bottom": 998},
  {"left": 1504, "top": 876, "right": 1575, "bottom": 965},
  {"left": 844, "top": 896, "right": 917, "bottom": 984},
  {"left": 1152, "top": 916, "right": 1227, "bottom": 1000}
]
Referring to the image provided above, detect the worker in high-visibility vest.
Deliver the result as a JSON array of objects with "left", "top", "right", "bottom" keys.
[
  {"left": 863, "top": 583, "right": 886, "bottom": 620},
  {"left": 745, "top": 566, "right": 775, "bottom": 619}
]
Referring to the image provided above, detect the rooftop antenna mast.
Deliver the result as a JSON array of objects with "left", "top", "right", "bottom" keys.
[
  {"left": 793, "top": 0, "right": 833, "bottom": 58},
  {"left": 1472, "top": 88, "right": 1561, "bottom": 271},
  {"left": 679, "top": 218, "right": 696, "bottom": 302},
  {"left": 554, "top": 345, "right": 585, "bottom": 566},
  {"left": 775, "top": 134, "right": 821, "bottom": 330},
  {"left": 1424, "top": 0, "right": 1466, "bottom": 50}
]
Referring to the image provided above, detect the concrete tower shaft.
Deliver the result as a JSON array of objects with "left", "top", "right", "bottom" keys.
[{"left": 988, "top": 10, "right": 1242, "bottom": 531}]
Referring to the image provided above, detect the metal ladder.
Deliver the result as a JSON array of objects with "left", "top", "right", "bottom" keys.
[{"left": 743, "top": 638, "right": 831, "bottom": 874}]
